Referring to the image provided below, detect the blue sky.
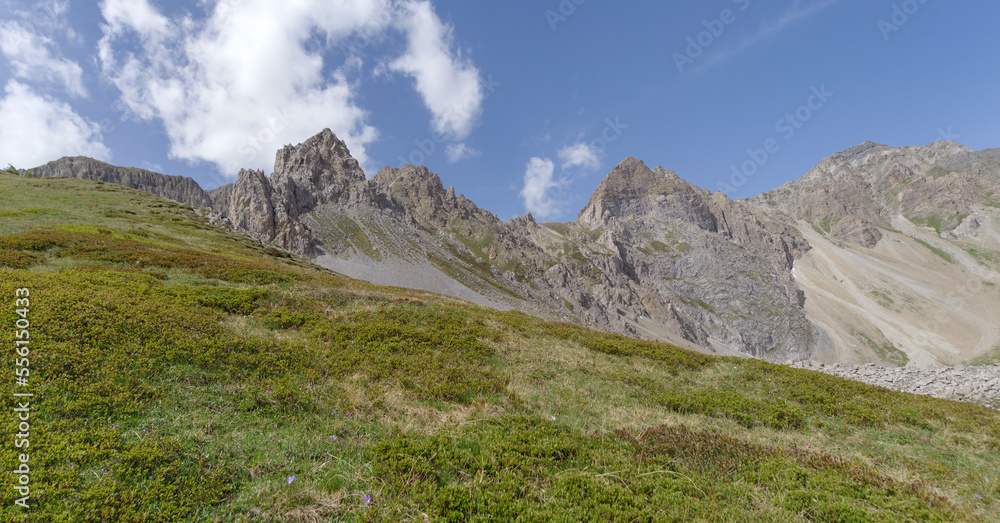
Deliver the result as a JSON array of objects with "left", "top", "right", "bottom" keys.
[{"left": 2, "top": 0, "right": 999, "bottom": 222}]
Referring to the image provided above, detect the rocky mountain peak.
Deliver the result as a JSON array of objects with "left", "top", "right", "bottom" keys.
[
  {"left": 270, "top": 128, "right": 367, "bottom": 208},
  {"left": 578, "top": 157, "right": 712, "bottom": 229},
  {"left": 598, "top": 157, "right": 678, "bottom": 192},
  {"left": 369, "top": 164, "right": 498, "bottom": 232},
  {"left": 372, "top": 165, "right": 449, "bottom": 216},
  {"left": 274, "top": 128, "right": 362, "bottom": 180},
  {"left": 209, "top": 129, "right": 371, "bottom": 256},
  {"left": 224, "top": 168, "right": 274, "bottom": 234},
  {"left": 827, "top": 140, "right": 891, "bottom": 165}
]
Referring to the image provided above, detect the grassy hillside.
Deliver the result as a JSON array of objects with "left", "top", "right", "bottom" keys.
[{"left": 1, "top": 172, "right": 999, "bottom": 521}]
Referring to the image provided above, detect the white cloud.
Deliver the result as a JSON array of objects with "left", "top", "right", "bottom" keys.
[
  {"left": 390, "top": 0, "right": 483, "bottom": 141},
  {"left": 100, "top": 0, "right": 170, "bottom": 37},
  {"left": 446, "top": 143, "right": 479, "bottom": 163},
  {"left": 558, "top": 142, "right": 600, "bottom": 170},
  {"left": 98, "top": 0, "right": 401, "bottom": 176},
  {"left": 0, "top": 20, "right": 86, "bottom": 97},
  {"left": 0, "top": 80, "right": 110, "bottom": 167},
  {"left": 96, "top": 0, "right": 486, "bottom": 177},
  {"left": 5, "top": 0, "right": 80, "bottom": 43},
  {"left": 520, "top": 157, "right": 562, "bottom": 219}
]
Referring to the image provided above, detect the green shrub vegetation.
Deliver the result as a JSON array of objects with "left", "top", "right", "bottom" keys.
[
  {"left": 909, "top": 213, "right": 968, "bottom": 237},
  {"left": 856, "top": 331, "right": 911, "bottom": 367},
  {"left": 818, "top": 216, "right": 841, "bottom": 234},
  {"left": 1, "top": 175, "right": 999, "bottom": 520},
  {"left": 928, "top": 166, "right": 954, "bottom": 179},
  {"left": 913, "top": 237, "right": 955, "bottom": 263}
]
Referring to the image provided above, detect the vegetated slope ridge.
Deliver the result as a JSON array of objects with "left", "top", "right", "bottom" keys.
[
  {"left": 28, "top": 132, "right": 1000, "bottom": 365},
  {"left": 29, "top": 156, "right": 213, "bottom": 208},
  {"left": 1, "top": 170, "right": 999, "bottom": 520}
]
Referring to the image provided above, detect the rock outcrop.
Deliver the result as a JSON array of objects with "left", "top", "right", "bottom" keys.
[
  {"left": 568, "top": 157, "right": 820, "bottom": 358},
  {"left": 29, "top": 156, "right": 212, "bottom": 208},
  {"left": 211, "top": 129, "right": 373, "bottom": 255}
]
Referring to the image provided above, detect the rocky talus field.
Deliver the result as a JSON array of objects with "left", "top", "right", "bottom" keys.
[{"left": 788, "top": 361, "right": 1000, "bottom": 409}]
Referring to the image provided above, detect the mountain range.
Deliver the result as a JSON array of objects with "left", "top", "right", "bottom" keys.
[{"left": 28, "top": 130, "right": 1000, "bottom": 366}]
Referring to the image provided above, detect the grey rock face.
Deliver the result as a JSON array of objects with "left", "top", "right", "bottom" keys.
[
  {"left": 213, "top": 129, "right": 372, "bottom": 255},
  {"left": 953, "top": 214, "right": 982, "bottom": 237},
  {"left": 829, "top": 215, "right": 882, "bottom": 248},
  {"left": 571, "top": 157, "right": 819, "bottom": 359},
  {"left": 747, "top": 140, "right": 997, "bottom": 247},
  {"left": 28, "top": 156, "right": 212, "bottom": 208},
  {"left": 271, "top": 128, "right": 370, "bottom": 208}
]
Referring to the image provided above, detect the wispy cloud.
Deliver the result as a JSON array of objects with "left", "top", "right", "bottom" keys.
[
  {"left": 0, "top": 20, "right": 87, "bottom": 97},
  {"left": 446, "top": 143, "right": 480, "bottom": 162},
  {"left": 0, "top": 0, "right": 110, "bottom": 166},
  {"left": 391, "top": 0, "right": 484, "bottom": 142},
  {"left": 695, "top": 0, "right": 845, "bottom": 74}
]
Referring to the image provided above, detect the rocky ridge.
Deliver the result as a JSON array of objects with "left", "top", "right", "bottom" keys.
[
  {"left": 789, "top": 361, "right": 1000, "bottom": 410},
  {"left": 747, "top": 141, "right": 1000, "bottom": 366},
  {"left": 748, "top": 140, "right": 990, "bottom": 248},
  {"left": 29, "top": 156, "right": 213, "bottom": 209},
  {"left": 25, "top": 132, "right": 1000, "bottom": 366},
  {"left": 205, "top": 133, "right": 828, "bottom": 360},
  {"left": 208, "top": 129, "right": 377, "bottom": 255}
]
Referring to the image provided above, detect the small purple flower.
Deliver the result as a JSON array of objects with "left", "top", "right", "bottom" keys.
[
  {"left": 364, "top": 494, "right": 371, "bottom": 504},
  {"left": 330, "top": 435, "right": 337, "bottom": 440},
  {"left": 550, "top": 416, "right": 556, "bottom": 421},
  {"left": 977, "top": 494, "right": 983, "bottom": 499},
  {"left": 266, "top": 389, "right": 272, "bottom": 394},
  {"left": 287, "top": 475, "right": 296, "bottom": 484}
]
